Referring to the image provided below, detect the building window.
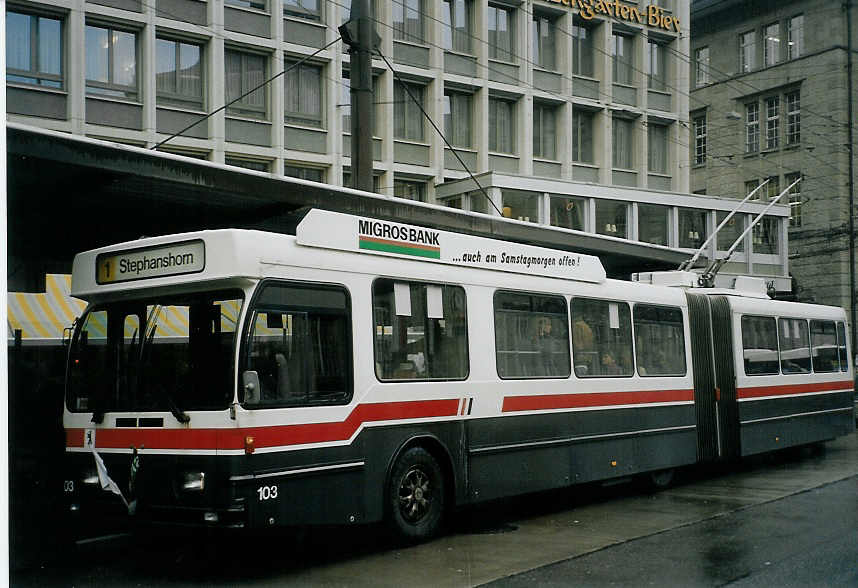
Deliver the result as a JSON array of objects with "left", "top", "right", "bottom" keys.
[
  {"left": 765, "top": 96, "right": 779, "bottom": 150},
  {"left": 765, "top": 175, "right": 780, "bottom": 201},
  {"left": 489, "top": 97, "right": 516, "bottom": 154},
  {"left": 532, "top": 13, "right": 556, "bottom": 71},
  {"left": 694, "top": 46, "right": 709, "bottom": 87},
  {"left": 638, "top": 204, "right": 669, "bottom": 246},
  {"left": 7, "top": 11, "right": 63, "bottom": 88},
  {"left": 753, "top": 216, "right": 779, "bottom": 255},
  {"left": 745, "top": 179, "right": 761, "bottom": 201},
  {"left": 284, "top": 60, "right": 322, "bottom": 127},
  {"left": 788, "top": 15, "right": 804, "bottom": 60},
  {"left": 678, "top": 208, "right": 707, "bottom": 249},
  {"left": 647, "top": 41, "right": 667, "bottom": 91},
  {"left": 393, "top": 0, "right": 424, "bottom": 44},
  {"left": 786, "top": 172, "right": 802, "bottom": 227},
  {"left": 443, "top": 90, "right": 472, "bottom": 148},
  {"left": 786, "top": 91, "right": 800, "bottom": 145},
  {"left": 745, "top": 102, "right": 759, "bottom": 153},
  {"left": 225, "top": 49, "right": 267, "bottom": 119},
  {"left": 612, "top": 33, "right": 633, "bottom": 85},
  {"left": 156, "top": 38, "right": 203, "bottom": 110},
  {"left": 572, "top": 109, "right": 594, "bottom": 163},
  {"left": 442, "top": 0, "right": 472, "bottom": 54},
  {"left": 693, "top": 114, "right": 707, "bottom": 165},
  {"left": 550, "top": 196, "right": 586, "bottom": 231},
  {"left": 533, "top": 102, "right": 557, "bottom": 160},
  {"left": 612, "top": 117, "right": 634, "bottom": 169},
  {"left": 502, "top": 190, "right": 538, "bottom": 222},
  {"left": 571, "top": 23, "right": 594, "bottom": 77},
  {"left": 739, "top": 30, "right": 756, "bottom": 73},
  {"left": 487, "top": 4, "right": 514, "bottom": 62},
  {"left": 284, "top": 165, "right": 324, "bottom": 182},
  {"left": 226, "top": 156, "right": 270, "bottom": 172},
  {"left": 284, "top": 0, "right": 321, "bottom": 21},
  {"left": 595, "top": 199, "right": 627, "bottom": 238},
  {"left": 717, "top": 210, "right": 744, "bottom": 252},
  {"left": 85, "top": 24, "right": 138, "bottom": 100},
  {"left": 648, "top": 123, "right": 668, "bottom": 174},
  {"left": 227, "top": 0, "right": 266, "bottom": 10},
  {"left": 763, "top": 22, "right": 780, "bottom": 67},
  {"left": 394, "top": 179, "right": 426, "bottom": 201},
  {"left": 394, "top": 80, "right": 424, "bottom": 141}
]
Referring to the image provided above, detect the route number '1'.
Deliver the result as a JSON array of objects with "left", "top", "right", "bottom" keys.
[{"left": 257, "top": 485, "right": 278, "bottom": 501}]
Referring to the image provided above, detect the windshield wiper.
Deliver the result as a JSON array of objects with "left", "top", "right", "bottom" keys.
[{"left": 165, "top": 393, "right": 191, "bottom": 424}]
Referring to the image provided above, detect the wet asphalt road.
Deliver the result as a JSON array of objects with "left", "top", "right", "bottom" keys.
[
  {"left": 12, "top": 433, "right": 858, "bottom": 587},
  {"left": 489, "top": 476, "right": 858, "bottom": 587}
]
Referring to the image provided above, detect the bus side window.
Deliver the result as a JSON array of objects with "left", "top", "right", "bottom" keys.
[
  {"left": 837, "top": 321, "right": 849, "bottom": 372},
  {"left": 570, "top": 298, "right": 633, "bottom": 378},
  {"left": 243, "top": 283, "right": 352, "bottom": 407},
  {"left": 741, "top": 315, "right": 779, "bottom": 375},
  {"left": 633, "top": 304, "right": 686, "bottom": 377},
  {"left": 811, "top": 320, "right": 839, "bottom": 373},
  {"left": 493, "top": 291, "right": 570, "bottom": 379},
  {"left": 372, "top": 279, "right": 469, "bottom": 381},
  {"left": 778, "top": 318, "right": 810, "bottom": 374}
]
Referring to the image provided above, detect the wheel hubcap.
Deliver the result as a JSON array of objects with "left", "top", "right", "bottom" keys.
[{"left": 398, "top": 466, "right": 432, "bottom": 523}]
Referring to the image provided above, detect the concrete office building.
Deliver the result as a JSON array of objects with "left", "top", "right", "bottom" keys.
[
  {"left": 690, "top": 0, "right": 858, "bottom": 311},
  {"left": 7, "top": 0, "right": 792, "bottom": 289}
]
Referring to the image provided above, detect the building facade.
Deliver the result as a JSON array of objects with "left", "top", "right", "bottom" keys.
[
  {"left": 7, "top": 0, "right": 791, "bottom": 289},
  {"left": 690, "top": 0, "right": 857, "bottom": 312}
]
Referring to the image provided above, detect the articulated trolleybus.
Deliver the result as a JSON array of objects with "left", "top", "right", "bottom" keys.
[{"left": 63, "top": 209, "right": 855, "bottom": 540}]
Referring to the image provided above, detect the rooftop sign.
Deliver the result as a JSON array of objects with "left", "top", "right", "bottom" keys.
[
  {"left": 296, "top": 210, "right": 607, "bottom": 283},
  {"left": 95, "top": 240, "right": 205, "bottom": 284},
  {"left": 545, "top": 0, "right": 681, "bottom": 33}
]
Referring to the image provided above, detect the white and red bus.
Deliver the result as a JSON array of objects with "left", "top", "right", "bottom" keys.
[{"left": 62, "top": 209, "right": 855, "bottom": 540}]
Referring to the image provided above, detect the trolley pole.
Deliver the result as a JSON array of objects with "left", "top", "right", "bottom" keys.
[{"left": 340, "top": 0, "right": 378, "bottom": 193}]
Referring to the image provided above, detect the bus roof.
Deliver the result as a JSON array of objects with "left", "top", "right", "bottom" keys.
[{"left": 71, "top": 212, "right": 607, "bottom": 299}]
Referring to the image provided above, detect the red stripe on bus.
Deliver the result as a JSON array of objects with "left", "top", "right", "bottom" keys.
[
  {"left": 65, "top": 398, "right": 460, "bottom": 450},
  {"left": 502, "top": 389, "right": 694, "bottom": 413},
  {"left": 737, "top": 380, "right": 854, "bottom": 399}
]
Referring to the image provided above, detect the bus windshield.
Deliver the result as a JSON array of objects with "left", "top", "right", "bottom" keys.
[{"left": 66, "top": 291, "right": 243, "bottom": 416}]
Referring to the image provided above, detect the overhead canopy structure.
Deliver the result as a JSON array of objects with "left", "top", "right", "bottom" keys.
[{"left": 7, "top": 123, "right": 699, "bottom": 293}]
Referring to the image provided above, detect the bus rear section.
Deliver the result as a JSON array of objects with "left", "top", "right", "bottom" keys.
[{"left": 687, "top": 292, "right": 855, "bottom": 462}]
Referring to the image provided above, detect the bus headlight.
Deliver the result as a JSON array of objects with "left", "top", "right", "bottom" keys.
[
  {"left": 182, "top": 471, "right": 206, "bottom": 492},
  {"left": 82, "top": 469, "right": 99, "bottom": 486}
]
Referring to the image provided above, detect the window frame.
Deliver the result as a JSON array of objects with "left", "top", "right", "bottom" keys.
[
  {"left": 745, "top": 102, "right": 759, "bottom": 153},
  {"left": 6, "top": 10, "right": 64, "bottom": 89},
  {"left": 393, "top": 0, "right": 425, "bottom": 44},
  {"left": 765, "top": 95, "right": 780, "bottom": 150},
  {"left": 739, "top": 30, "right": 756, "bottom": 72},
  {"left": 787, "top": 14, "right": 804, "bottom": 60},
  {"left": 487, "top": 3, "right": 515, "bottom": 63},
  {"left": 632, "top": 303, "right": 687, "bottom": 377},
  {"left": 763, "top": 22, "right": 780, "bottom": 67},
  {"left": 283, "top": 0, "right": 321, "bottom": 21},
  {"left": 695, "top": 46, "right": 709, "bottom": 87},
  {"left": 493, "top": 290, "right": 571, "bottom": 380},
  {"left": 571, "top": 22, "right": 594, "bottom": 77},
  {"left": 532, "top": 12, "right": 556, "bottom": 71},
  {"left": 155, "top": 36, "right": 204, "bottom": 110},
  {"left": 284, "top": 59, "right": 324, "bottom": 128},
  {"left": 224, "top": 48, "right": 268, "bottom": 119},
  {"left": 372, "top": 278, "right": 470, "bottom": 382},
  {"left": 489, "top": 95, "right": 517, "bottom": 155},
  {"left": 647, "top": 40, "right": 667, "bottom": 92},
  {"left": 741, "top": 315, "right": 780, "bottom": 376},
  {"left": 571, "top": 297, "right": 635, "bottom": 379},
  {"left": 240, "top": 279, "right": 353, "bottom": 408},
  {"left": 612, "top": 32, "right": 634, "bottom": 86},
  {"left": 394, "top": 79, "right": 426, "bottom": 142},
  {"left": 443, "top": 89, "right": 473, "bottom": 149},
  {"left": 786, "top": 91, "right": 800, "bottom": 145},
  {"left": 85, "top": 23, "right": 140, "bottom": 101},
  {"left": 693, "top": 114, "right": 707, "bottom": 165},
  {"left": 442, "top": 0, "right": 473, "bottom": 54},
  {"left": 533, "top": 101, "right": 557, "bottom": 160}
]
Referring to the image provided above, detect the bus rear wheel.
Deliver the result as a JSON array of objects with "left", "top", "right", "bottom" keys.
[{"left": 387, "top": 447, "right": 445, "bottom": 542}]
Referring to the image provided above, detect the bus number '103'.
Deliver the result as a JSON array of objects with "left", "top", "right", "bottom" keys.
[{"left": 257, "top": 485, "right": 278, "bottom": 501}]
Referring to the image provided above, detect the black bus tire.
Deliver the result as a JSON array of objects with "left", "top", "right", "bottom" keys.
[{"left": 387, "top": 447, "right": 445, "bottom": 542}]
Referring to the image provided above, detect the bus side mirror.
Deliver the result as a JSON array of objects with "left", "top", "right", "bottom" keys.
[{"left": 243, "top": 371, "right": 261, "bottom": 405}]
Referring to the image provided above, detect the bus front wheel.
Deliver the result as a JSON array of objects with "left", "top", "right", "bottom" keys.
[{"left": 387, "top": 447, "right": 445, "bottom": 542}]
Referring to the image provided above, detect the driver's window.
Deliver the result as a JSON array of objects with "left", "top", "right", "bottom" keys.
[{"left": 244, "top": 282, "right": 352, "bottom": 407}]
